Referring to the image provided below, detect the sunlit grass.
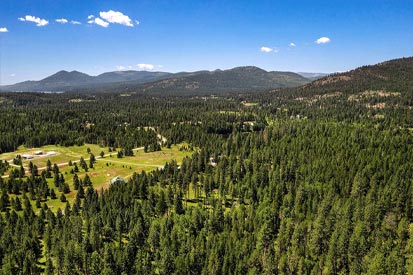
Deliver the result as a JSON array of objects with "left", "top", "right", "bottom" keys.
[{"left": 3, "top": 144, "right": 192, "bottom": 213}]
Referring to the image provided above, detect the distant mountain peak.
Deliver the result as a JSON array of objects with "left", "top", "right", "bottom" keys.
[
  {"left": 229, "top": 66, "right": 267, "bottom": 73},
  {"left": 49, "top": 70, "right": 84, "bottom": 76},
  {"left": 40, "top": 70, "right": 93, "bottom": 84},
  {"left": 297, "top": 72, "right": 328, "bottom": 80},
  {"left": 56, "top": 70, "right": 69, "bottom": 74}
]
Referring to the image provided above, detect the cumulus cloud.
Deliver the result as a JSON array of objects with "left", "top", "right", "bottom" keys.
[
  {"left": 56, "top": 18, "right": 68, "bottom": 24},
  {"left": 71, "top": 21, "right": 81, "bottom": 25},
  {"left": 87, "top": 11, "right": 137, "bottom": 28},
  {"left": 89, "top": 17, "right": 109, "bottom": 28},
  {"left": 316, "top": 37, "right": 331, "bottom": 44},
  {"left": 260, "top": 46, "right": 273, "bottom": 53},
  {"left": 18, "top": 15, "right": 49, "bottom": 27},
  {"left": 137, "top": 63, "right": 155, "bottom": 70},
  {"left": 100, "top": 10, "right": 134, "bottom": 27},
  {"left": 0, "top": 27, "right": 8, "bottom": 33},
  {"left": 289, "top": 42, "right": 296, "bottom": 47}
]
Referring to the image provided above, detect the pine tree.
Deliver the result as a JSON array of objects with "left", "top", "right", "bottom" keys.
[
  {"left": 60, "top": 193, "right": 67, "bottom": 202},
  {"left": 175, "top": 190, "right": 185, "bottom": 215},
  {"left": 156, "top": 190, "right": 167, "bottom": 215},
  {"left": 50, "top": 188, "right": 57, "bottom": 199}
]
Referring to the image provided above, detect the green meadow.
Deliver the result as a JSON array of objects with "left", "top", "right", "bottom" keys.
[{"left": 1, "top": 144, "right": 192, "bottom": 213}]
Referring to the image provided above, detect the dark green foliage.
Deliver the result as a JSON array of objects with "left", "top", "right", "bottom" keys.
[
  {"left": 117, "top": 150, "right": 123, "bottom": 158},
  {"left": 0, "top": 57, "right": 412, "bottom": 274},
  {"left": 13, "top": 197, "right": 22, "bottom": 211},
  {"left": 0, "top": 190, "right": 9, "bottom": 211},
  {"left": 0, "top": 160, "right": 9, "bottom": 176},
  {"left": 123, "top": 146, "right": 134, "bottom": 156},
  {"left": 73, "top": 174, "right": 80, "bottom": 190},
  {"left": 144, "top": 142, "right": 161, "bottom": 153},
  {"left": 60, "top": 193, "right": 66, "bottom": 202},
  {"left": 50, "top": 189, "right": 57, "bottom": 199},
  {"left": 156, "top": 190, "right": 167, "bottom": 215},
  {"left": 83, "top": 174, "right": 92, "bottom": 187}
]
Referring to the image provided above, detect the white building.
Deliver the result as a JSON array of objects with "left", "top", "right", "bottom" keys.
[{"left": 110, "top": 176, "right": 126, "bottom": 185}]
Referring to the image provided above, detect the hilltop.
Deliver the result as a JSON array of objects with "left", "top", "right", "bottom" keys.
[{"left": 302, "top": 57, "right": 413, "bottom": 95}]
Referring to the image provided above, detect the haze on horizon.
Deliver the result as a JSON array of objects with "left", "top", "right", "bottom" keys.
[{"left": 0, "top": 0, "right": 412, "bottom": 85}]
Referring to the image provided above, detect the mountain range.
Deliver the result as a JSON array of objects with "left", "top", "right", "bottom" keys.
[
  {"left": 0, "top": 70, "right": 173, "bottom": 92},
  {"left": 0, "top": 67, "right": 314, "bottom": 93}
]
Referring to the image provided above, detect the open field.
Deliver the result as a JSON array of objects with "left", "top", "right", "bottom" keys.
[
  {"left": 0, "top": 144, "right": 105, "bottom": 168},
  {"left": 1, "top": 144, "right": 192, "bottom": 212}
]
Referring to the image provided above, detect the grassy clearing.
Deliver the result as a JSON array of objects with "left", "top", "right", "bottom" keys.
[
  {"left": 242, "top": 102, "right": 258, "bottom": 107},
  {"left": 0, "top": 144, "right": 105, "bottom": 168},
  {"left": 3, "top": 144, "right": 192, "bottom": 213}
]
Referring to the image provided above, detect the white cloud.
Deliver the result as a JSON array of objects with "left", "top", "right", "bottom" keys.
[
  {"left": 89, "top": 17, "right": 109, "bottom": 28},
  {"left": 316, "top": 37, "right": 331, "bottom": 44},
  {"left": 117, "top": 65, "right": 133, "bottom": 71},
  {"left": 10, "top": 73, "right": 16, "bottom": 77},
  {"left": 56, "top": 18, "right": 68, "bottom": 24},
  {"left": 18, "top": 15, "right": 49, "bottom": 27},
  {"left": 100, "top": 10, "right": 134, "bottom": 27},
  {"left": 0, "top": 27, "right": 8, "bottom": 33},
  {"left": 88, "top": 15, "right": 94, "bottom": 19},
  {"left": 135, "top": 20, "right": 140, "bottom": 25},
  {"left": 289, "top": 42, "right": 296, "bottom": 47},
  {"left": 260, "top": 46, "right": 279, "bottom": 53},
  {"left": 71, "top": 21, "right": 81, "bottom": 25},
  {"left": 260, "top": 46, "right": 273, "bottom": 53},
  {"left": 137, "top": 63, "right": 155, "bottom": 70}
]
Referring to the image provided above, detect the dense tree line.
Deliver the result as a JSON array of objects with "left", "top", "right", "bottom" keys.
[{"left": 0, "top": 93, "right": 245, "bottom": 153}]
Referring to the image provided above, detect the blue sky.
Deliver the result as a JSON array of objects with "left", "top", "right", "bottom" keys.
[{"left": 0, "top": 0, "right": 412, "bottom": 84}]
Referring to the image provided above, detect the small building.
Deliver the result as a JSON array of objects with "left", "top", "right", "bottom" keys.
[
  {"left": 21, "top": 154, "right": 34, "bottom": 159},
  {"left": 210, "top": 157, "right": 217, "bottom": 167},
  {"left": 110, "top": 176, "right": 126, "bottom": 185}
]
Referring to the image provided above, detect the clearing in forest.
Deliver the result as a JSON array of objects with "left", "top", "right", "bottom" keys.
[{"left": 1, "top": 144, "right": 192, "bottom": 212}]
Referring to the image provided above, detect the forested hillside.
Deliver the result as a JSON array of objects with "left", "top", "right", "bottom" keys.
[
  {"left": 303, "top": 57, "right": 413, "bottom": 95},
  {"left": 138, "top": 66, "right": 309, "bottom": 94},
  {"left": 1, "top": 66, "right": 309, "bottom": 93},
  {"left": 0, "top": 57, "right": 413, "bottom": 274}
]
